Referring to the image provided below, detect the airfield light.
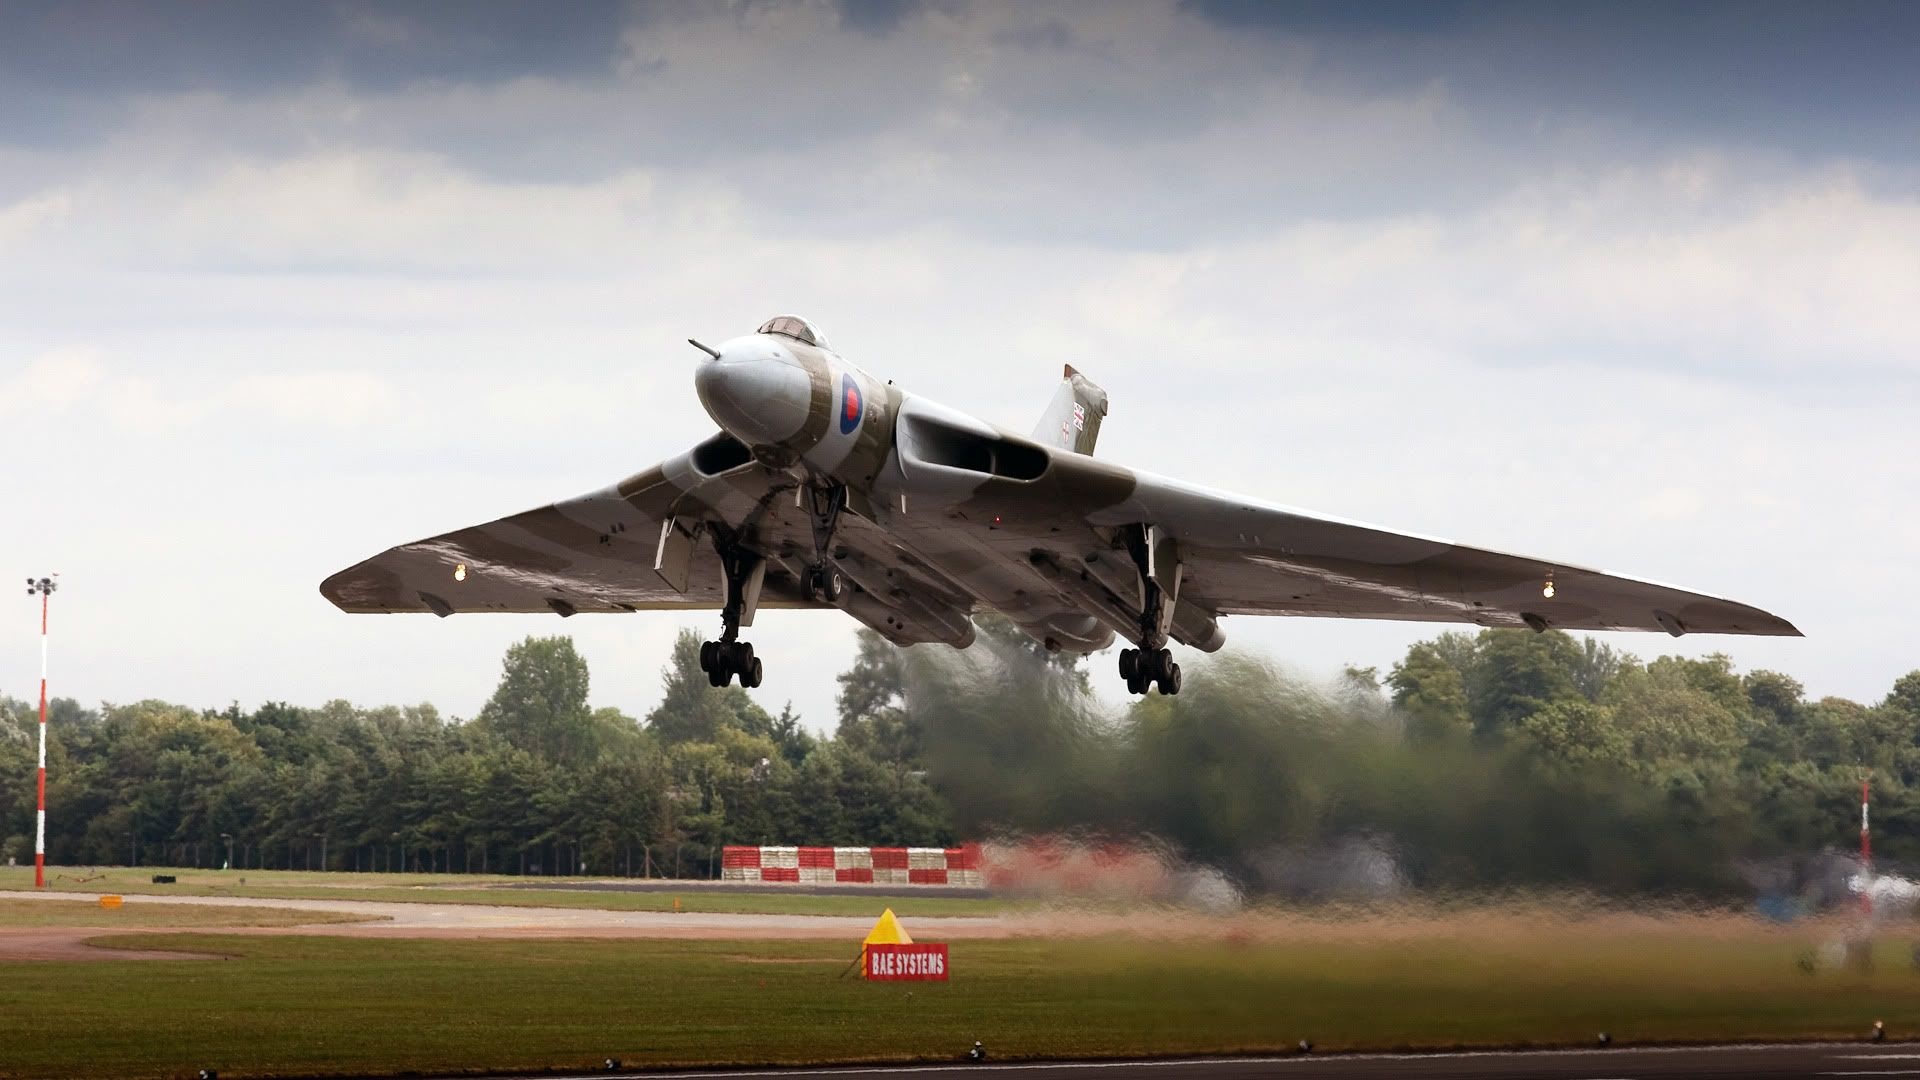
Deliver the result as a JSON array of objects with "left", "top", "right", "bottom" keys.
[
  {"left": 453, "top": 563, "right": 467, "bottom": 582},
  {"left": 25, "top": 574, "right": 57, "bottom": 889}
]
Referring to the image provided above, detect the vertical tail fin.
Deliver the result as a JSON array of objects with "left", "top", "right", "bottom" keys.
[{"left": 1031, "top": 365, "right": 1109, "bottom": 455}]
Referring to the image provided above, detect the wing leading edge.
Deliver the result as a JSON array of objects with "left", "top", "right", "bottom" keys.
[
  {"left": 319, "top": 433, "right": 978, "bottom": 648},
  {"left": 321, "top": 436, "right": 809, "bottom": 618},
  {"left": 1108, "top": 467, "right": 1801, "bottom": 638}
]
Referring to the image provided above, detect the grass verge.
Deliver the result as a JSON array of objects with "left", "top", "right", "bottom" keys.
[{"left": 1, "top": 919, "right": 1918, "bottom": 1079}]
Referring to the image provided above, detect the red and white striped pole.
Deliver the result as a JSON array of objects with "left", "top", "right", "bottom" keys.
[
  {"left": 1861, "top": 774, "right": 1873, "bottom": 917},
  {"left": 26, "top": 575, "right": 57, "bottom": 889}
]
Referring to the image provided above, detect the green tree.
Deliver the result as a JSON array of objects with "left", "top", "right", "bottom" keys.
[
  {"left": 1468, "top": 630, "right": 1585, "bottom": 737},
  {"left": 835, "top": 630, "right": 921, "bottom": 764},
  {"left": 1511, "top": 698, "right": 1632, "bottom": 769},
  {"left": 1571, "top": 637, "right": 1629, "bottom": 701},
  {"left": 470, "top": 636, "right": 597, "bottom": 766},
  {"left": 645, "top": 629, "right": 777, "bottom": 744},
  {"left": 1884, "top": 671, "right": 1920, "bottom": 721},
  {"left": 1388, "top": 636, "right": 1473, "bottom": 741},
  {"left": 1596, "top": 660, "right": 1745, "bottom": 776}
]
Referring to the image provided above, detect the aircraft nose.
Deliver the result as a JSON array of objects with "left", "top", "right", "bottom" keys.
[{"left": 693, "top": 348, "right": 813, "bottom": 447}]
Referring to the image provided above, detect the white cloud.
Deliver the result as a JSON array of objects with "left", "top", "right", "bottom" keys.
[
  {"left": 0, "top": 348, "right": 105, "bottom": 414},
  {"left": 0, "top": 189, "right": 71, "bottom": 251},
  {"left": 2, "top": 2, "right": 1916, "bottom": 730}
]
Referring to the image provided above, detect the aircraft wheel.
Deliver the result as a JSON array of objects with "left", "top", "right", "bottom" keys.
[
  {"left": 701, "top": 640, "right": 756, "bottom": 688},
  {"left": 1118, "top": 648, "right": 1138, "bottom": 680},
  {"left": 824, "top": 567, "right": 845, "bottom": 603},
  {"left": 1158, "top": 662, "right": 1182, "bottom": 696}
]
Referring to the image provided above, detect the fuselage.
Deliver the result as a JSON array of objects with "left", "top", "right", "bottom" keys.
[{"left": 693, "top": 323, "right": 1117, "bottom": 654}]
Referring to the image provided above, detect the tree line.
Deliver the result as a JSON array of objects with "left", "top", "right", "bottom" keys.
[
  {"left": 3, "top": 619, "right": 1916, "bottom": 896},
  {"left": 0, "top": 631, "right": 949, "bottom": 878}
]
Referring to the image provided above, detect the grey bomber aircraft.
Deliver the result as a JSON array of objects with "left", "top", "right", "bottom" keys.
[{"left": 322, "top": 314, "right": 1800, "bottom": 695}]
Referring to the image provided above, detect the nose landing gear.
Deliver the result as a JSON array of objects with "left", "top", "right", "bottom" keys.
[
  {"left": 800, "top": 484, "right": 848, "bottom": 605},
  {"left": 805, "top": 564, "right": 845, "bottom": 603}
]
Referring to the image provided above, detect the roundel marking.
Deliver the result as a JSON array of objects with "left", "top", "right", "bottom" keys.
[{"left": 839, "top": 373, "right": 863, "bottom": 435}]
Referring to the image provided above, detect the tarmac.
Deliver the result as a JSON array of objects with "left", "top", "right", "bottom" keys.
[{"left": 471, "top": 1043, "right": 1920, "bottom": 1080}]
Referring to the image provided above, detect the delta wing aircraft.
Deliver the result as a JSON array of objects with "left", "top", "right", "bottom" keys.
[{"left": 322, "top": 315, "right": 1799, "bottom": 695}]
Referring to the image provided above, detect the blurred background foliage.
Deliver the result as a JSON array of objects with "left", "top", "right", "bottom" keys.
[{"left": 3, "top": 621, "right": 1915, "bottom": 898}]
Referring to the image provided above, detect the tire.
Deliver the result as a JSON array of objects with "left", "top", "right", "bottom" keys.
[
  {"left": 746, "top": 656, "right": 764, "bottom": 688},
  {"left": 825, "top": 568, "right": 845, "bottom": 603},
  {"left": 1118, "top": 649, "right": 1137, "bottom": 680},
  {"left": 700, "top": 640, "right": 717, "bottom": 672},
  {"left": 1159, "top": 663, "right": 1182, "bottom": 696},
  {"left": 707, "top": 667, "right": 725, "bottom": 688}
]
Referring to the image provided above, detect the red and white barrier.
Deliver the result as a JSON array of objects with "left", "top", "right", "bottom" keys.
[{"left": 722, "top": 844, "right": 982, "bottom": 888}]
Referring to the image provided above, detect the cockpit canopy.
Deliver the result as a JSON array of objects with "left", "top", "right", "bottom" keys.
[{"left": 757, "top": 314, "right": 830, "bottom": 350}]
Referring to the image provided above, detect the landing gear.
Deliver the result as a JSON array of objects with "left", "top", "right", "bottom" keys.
[
  {"left": 800, "top": 483, "right": 848, "bottom": 605},
  {"left": 701, "top": 639, "right": 762, "bottom": 688},
  {"left": 806, "top": 563, "right": 845, "bottom": 603},
  {"left": 1119, "top": 647, "right": 1181, "bottom": 696},
  {"left": 700, "top": 536, "right": 765, "bottom": 688},
  {"left": 1118, "top": 523, "right": 1183, "bottom": 696}
]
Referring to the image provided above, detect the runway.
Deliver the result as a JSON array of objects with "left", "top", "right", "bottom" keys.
[
  {"left": 477, "top": 1043, "right": 1920, "bottom": 1080},
  {"left": 0, "top": 889, "right": 1008, "bottom": 961}
]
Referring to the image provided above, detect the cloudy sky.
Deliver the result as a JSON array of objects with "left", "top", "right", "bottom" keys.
[{"left": 4, "top": 0, "right": 1918, "bottom": 730}]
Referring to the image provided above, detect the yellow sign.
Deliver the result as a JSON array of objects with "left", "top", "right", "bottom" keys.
[
  {"left": 865, "top": 907, "right": 913, "bottom": 946},
  {"left": 98, "top": 895, "right": 123, "bottom": 909},
  {"left": 858, "top": 907, "right": 912, "bottom": 973}
]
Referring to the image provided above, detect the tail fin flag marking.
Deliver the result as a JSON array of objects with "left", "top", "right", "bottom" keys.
[{"left": 1032, "top": 364, "right": 1109, "bottom": 456}]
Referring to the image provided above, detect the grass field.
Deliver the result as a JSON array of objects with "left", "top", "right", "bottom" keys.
[
  {"left": 0, "top": 865, "right": 1006, "bottom": 917},
  {"left": 0, "top": 898, "right": 369, "bottom": 929},
  {"left": 2, "top": 911, "right": 1919, "bottom": 1079}
]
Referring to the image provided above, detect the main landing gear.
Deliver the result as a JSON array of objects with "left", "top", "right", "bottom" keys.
[
  {"left": 697, "top": 483, "right": 849, "bottom": 690},
  {"left": 1118, "top": 646, "right": 1181, "bottom": 696},
  {"left": 699, "top": 538, "right": 764, "bottom": 688},
  {"left": 700, "top": 639, "right": 760, "bottom": 689},
  {"left": 1117, "top": 523, "right": 1183, "bottom": 696}
]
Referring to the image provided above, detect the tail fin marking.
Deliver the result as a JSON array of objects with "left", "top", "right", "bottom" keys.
[{"left": 1031, "top": 365, "right": 1109, "bottom": 456}]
